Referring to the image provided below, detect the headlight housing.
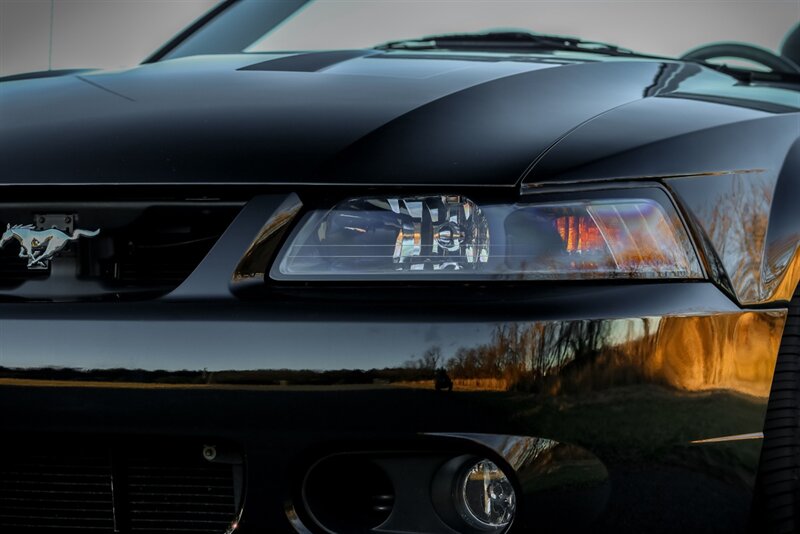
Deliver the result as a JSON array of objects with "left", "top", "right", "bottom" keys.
[{"left": 272, "top": 190, "right": 702, "bottom": 281}]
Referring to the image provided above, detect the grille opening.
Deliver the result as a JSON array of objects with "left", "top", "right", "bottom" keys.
[
  {"left": 0, "top": 202, "right": 241, "bottom": 300},
  {"left": 303, "top": 455, "right": 394, "bottom": 533},
  {"left": 0, "top": 438, "right": 243, "bottom": 534},
  {"left": 91, "top": 205, "right": 239, "bottom": 291},
  {"left": 0, "top": 243, "right": 49, "bottom": 288}
]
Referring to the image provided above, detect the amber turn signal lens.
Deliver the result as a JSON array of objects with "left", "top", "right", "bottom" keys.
[{"left": 555, "top": 215, "right": 605, "bottom": 254}]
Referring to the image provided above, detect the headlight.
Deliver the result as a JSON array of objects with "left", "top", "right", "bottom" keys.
[{"left": 272, "top": 192, "right": 702, "bottom": 280}]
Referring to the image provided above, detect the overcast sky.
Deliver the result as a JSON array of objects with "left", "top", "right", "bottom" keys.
[
  {"left": 0, "top": 0, "right": 217, "bottom": 76},
  {"left": 1, "top": 0, "right": 798, "bottom": 77}
]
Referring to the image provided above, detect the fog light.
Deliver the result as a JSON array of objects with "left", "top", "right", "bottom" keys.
[{"left": 460, "top": 459, "right": 516, "bottom": 529}]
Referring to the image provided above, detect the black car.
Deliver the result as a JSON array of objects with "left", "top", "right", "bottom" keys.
[{"left": 0, "top": 1, "right": 799, "bottom": 533}]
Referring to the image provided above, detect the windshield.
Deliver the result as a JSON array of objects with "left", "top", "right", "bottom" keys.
[
  {"left": 156, "top": 0, "right": 796, "bottom": 66},
  {"left": 249, "top": 0, "right": 793, "bottom": 58},
  {"left": 2, "top": 0, "right": 797, "bottom": 78}
]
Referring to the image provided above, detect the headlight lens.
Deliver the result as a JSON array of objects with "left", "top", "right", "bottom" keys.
[{"left": 273, "top": 193, "right": 702, "bottom": 280}]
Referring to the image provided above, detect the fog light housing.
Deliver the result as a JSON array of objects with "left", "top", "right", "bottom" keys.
[
  {"left": 433, "top": 455, "right": 517, "bottom": 533},
  {"left": 460, "top": 459, "right": 516, "bottom": 529}
]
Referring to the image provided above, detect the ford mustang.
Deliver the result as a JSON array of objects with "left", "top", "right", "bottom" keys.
[{"left": 0, "top": 1, "right": 799, "bottom": 533}]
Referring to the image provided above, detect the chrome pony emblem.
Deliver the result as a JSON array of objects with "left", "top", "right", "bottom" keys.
[{"left": 0, "top": 223, "right": 100, "bottom": 269}]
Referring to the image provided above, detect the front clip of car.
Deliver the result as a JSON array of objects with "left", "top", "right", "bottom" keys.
[
  {"left": 0, "top": 177, "right": 788, "bottom": 533},
  {"left": 1, "top": 7, "right": 798, "bottom": 532}
]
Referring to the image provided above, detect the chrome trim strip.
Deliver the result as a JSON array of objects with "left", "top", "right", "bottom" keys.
[
  {"left": 521, "top": 168, "right": 766, "bottom": 193},
  {"left": 690, "top": 432, "right": 764, "bottom": 444}
]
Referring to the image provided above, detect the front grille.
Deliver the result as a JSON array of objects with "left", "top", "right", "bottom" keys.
[
  {"left": 0, "top": 201, "right": 242, "bottom": 300},
  {"left": 0, "top": 438, "right": 242, "bottom": 533}
]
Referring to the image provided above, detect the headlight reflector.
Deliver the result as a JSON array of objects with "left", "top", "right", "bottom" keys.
[{"left": 273, "top": 193, "right": 702, "bottom": 280}]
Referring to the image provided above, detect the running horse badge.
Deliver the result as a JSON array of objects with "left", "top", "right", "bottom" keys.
[{"left": 0, "top": 224, "right": 100, "bottom": 269}]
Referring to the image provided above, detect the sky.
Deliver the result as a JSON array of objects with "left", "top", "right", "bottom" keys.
[
  {"left": 0, "top": 0, "right": 217, "bottom": 76},
  {"left": 0, "top": 0, "right": 798, "bottom": 77}
]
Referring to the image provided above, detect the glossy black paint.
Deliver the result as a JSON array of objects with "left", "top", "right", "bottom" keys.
[
  {"left": 0, "top": 282, "right": 784, "bottom": 533},
  {"left": 1, "top": 6, "right": 800, "bottom": 533},
  {"left": 1, "top": 51, "right": 795, "bottom": 189},
  {"left": 524, "top": 92, "right": 799, "bottom": 186}
]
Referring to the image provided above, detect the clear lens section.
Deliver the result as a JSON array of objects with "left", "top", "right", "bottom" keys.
[
  {"left": 279, "top": 195, "right": 489, "bottom": 274},
  {"left": 461, "top": 459, "right": 516, "bottom": 528},
  {"left": 275, "top": 195, "right": 702, "bottom": 279}
]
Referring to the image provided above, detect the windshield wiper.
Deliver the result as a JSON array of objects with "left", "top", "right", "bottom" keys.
[
  {"left": 375, "top": 31, "right": 666, "bottom": 59},
  {"left": 682, "top": 59, "right": 800, "bottom": 85},
  {"left": 375, "top": 30, "right": 800, "bottom": 85}
]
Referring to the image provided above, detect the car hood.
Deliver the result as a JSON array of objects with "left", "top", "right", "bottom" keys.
[{"left": 0, "top": 51, "right": 778, "bottom": 187}]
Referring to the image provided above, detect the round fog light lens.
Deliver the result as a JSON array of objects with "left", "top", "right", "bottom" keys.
[{"left": 461, "top": 459, "right": 516, "bottom": 528}]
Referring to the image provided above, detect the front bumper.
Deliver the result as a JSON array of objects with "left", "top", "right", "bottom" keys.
[{"left": 0, "top": 282, "right": 785, "bottom": 533}]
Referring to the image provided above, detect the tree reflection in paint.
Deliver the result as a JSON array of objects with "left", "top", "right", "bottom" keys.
[
  {"left": 405, "top": 311, "right": 783, "bottom": 398},
  {"left": 668, "top": 172, "right": 775, "bottom": 304}
]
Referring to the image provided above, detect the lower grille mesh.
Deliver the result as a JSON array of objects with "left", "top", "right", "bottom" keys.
[
  {"left": 127, "top": 460, "right": 237, "bottom": 532},
  {"left": 0, "top": 439, "right": 241, "bottom": 533},
  {"left": 0, "top": 453, "right": 114, "bottom": 531}
]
